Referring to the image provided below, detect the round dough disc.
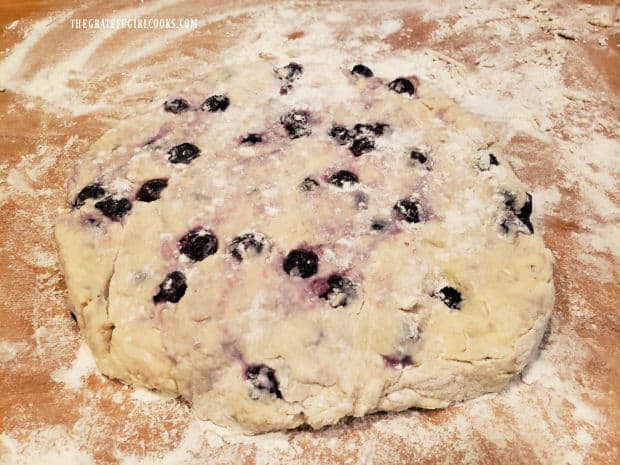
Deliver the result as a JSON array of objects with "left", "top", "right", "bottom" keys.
[{"left": 55, "top": 61, "right": 554, "bottom": 433}]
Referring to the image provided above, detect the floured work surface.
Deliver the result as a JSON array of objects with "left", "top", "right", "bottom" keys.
[{"left": 0, "top": 0, "right": 618, "bottom": 463}]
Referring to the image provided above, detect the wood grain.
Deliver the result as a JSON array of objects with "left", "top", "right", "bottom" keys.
[{"left": 0, "top": 1, "right": 619, "bottom": 464}]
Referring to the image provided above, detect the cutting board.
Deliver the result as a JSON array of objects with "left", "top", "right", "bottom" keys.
[{"left": 1, "top": 1, "right": 618, "bottom": 464}]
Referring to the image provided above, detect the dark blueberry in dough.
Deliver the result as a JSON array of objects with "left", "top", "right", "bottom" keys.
[
  {"left": 328, "top": 170, "right": 359, "bottom": 187},
  {"left": 69, "top": 311, "right": 78, "bottom": 324},
  {"left": 201, "top": 94, "right": 230, "bottom": 112},
  {"left": 136, "top": 179, "right": 168, "bottom": 202},
  {"left": 329, "top": 125, "right": 351, "bottom": 145},
  {"left": 371, "top": 218, "right": 387, "bottom": 231},
  {"left": 300, "top": 176, "right": 320, "bottom": 191},
  {"left": 435, "top": 286, "right": 462, "bottom": 310},
  {"left": 353, "top": 123, "right": 374, "bottom": 136},
  {"left": 246, "top": 364, "right": 282, "bottom": 399},
  {"left": 283, "top": 248, "right": 318, "bottom": 278},
  {"left": 229, "top": 233, "right": 267, "bottom": 261},
  {"left": 73, "top": 183, "right": 106, "bottom": 208},
  {"left": 241, "top": 133, "right": 263, "bottom": 145},
  {"left": 280, "top": 110, "right": 311, "bottom": 139},
  {"left": 167, "top": 142, "right": 201, "bottom": 164},
  {"left": 353, "top": 123, "right": 389, "bottom": 136},
  {"left": 179, "top": 228, "right": 218, "bottom": 261},
  {"left": 351, "top": 64, "right": 374, "bottom": 78},
  {"left": 320, "top": 274, "right": 356, "bottom": 308},
  {"left": 94, "top": 196, "right": 132, "bottom": 220},
  {"left": 517, "top": 192, "right": 534, "bottom": 233},
  {"left": 388, "top": 77, "right": 415, "bottom": 95},
  {"left": 503, "top": 192, "right": 534, "bottom": 234},
  {"left": 153, "top": 271, "right": 187, "bottom": 303},
  {"left": 371, "top": 122, "right": 390, "bottom": 136},
  {"left": 410, "top": 149, "right": 428, "bottom": 164},
  {"left": 164, "top": 98, "right": 190, "bottom": 114},
  {"left": 275, "top": 62, "right": 303, "bottom": 84},
  {"left": 350, "top": 137, "right": 375, "bottom": 156},
  {"left": 353, "top": 191, "right": 369, "bottom": 210},
  {"left": 476, "top": 152, "right": 499, "bottom": 171},
  {"left": 393, "top": 198, "right": 420, "bottom": 223}
]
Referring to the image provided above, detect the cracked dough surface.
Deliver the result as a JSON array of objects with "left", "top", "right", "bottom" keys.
[{"left": 55, "top": 61, "right": 554, "bottom": 433}]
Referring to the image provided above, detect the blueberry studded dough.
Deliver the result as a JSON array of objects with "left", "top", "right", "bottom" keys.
[{"left": 55, "top": 60, "right": 554, "bottom": 433}]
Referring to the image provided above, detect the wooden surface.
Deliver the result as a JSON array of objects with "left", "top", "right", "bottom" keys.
[{"left": 0, "top": 1, "right": 619, "bottom": 464}]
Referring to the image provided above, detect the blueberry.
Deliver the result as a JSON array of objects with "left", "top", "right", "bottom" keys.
[
  {"left": 328, "top": 170, "right": 359, "bottom": 187},
  {"left": 246, "top": 364, "right": 282, "bottom": 399},
  {"left": 201, "top": 94, "right": 230, "bottom": 112},
  {"left": 94, "top": 196, "right": 132, "bottom": 220},
  {"left": 476, "top": 152, "right": 499, "bottom": 171},
  {"left": 241, "top": 133, "right": 263, "bottom": 145},
  {"left": 502, "top": 192, "right": 534, "bottom": 234},
  {"left": 300, "top": 177, "right": 320, "bottom": 191},
  {"left": 351, "top": 64, "right": 374, "bottom": 78},
  {"left": 275, "top": 62, "right": 303, "bottom": 84},
  {"left": 73, "top": 183, "right": 106, "bottom": 208},
  {"left": 329, "top": 125, "right": 351, "bottom": 145},
  {"left": 283, "top": 248, "right": 318, "bottom": 278},
  {"left": 319, "top": 274, "right": 356, "bottom": 307},
  {"left": 136, "top": 179, "right": 168, "bottom": 202},
  {"left": 164, "top": 98, "right": 190, "bottom": 114},
  {"left": 179, "top": 228, "right": 218, "bottom": 261},
  {"left": 353, "top": 123, "right": 389, "bottom": 136},
  {"left": 517, "top": 193, "right": 534, "bottom": 233},
  {"left": 371, "top": 218, "right": 387, "bottom": 231},
  {"left": 353, "top": 191, "right": 369, "bottom": 210},
  {"left": 280, "top": 110, "right": 311, "bottom": 139},
  {"left": 370, "top": 123, "right": 390, "bottom": 136},
  {"left": 153, "top": 271, "right": 187, "bottom": 303},
  {"left": 350, "top": 137, "right": 375, "bottom": 156},
  {"left": 410, "top": 149, "right": 428, "bottom": 164},
  {"left": 435, "top": 286, "right": 462, "bottom": 310},
  {"left": 167, "top": 142, "right": 201, "bottom": 164},
  {"left": 228, "top": 233, "right": 267, "bottom": 261},
  {"left": 388, "top": 77, "right": 415, "bottom": 95},
  {"left": 393, "top": 198, "right": 420, "bottom": 223}
]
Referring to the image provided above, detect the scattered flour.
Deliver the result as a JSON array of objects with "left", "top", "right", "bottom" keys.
[
  {"left": 0, "top": 0, "right": 617, "bottom": 464},
  {"left": 50, "top": 341, "right": 97, "bottom": 390},
  {"left": 0, "top": 340, "right": 29, "bottom": 362}
]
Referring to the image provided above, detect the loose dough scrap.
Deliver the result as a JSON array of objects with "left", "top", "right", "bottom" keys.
[{"left": 55, "top": 61, "right": 554, "bottom": 433}]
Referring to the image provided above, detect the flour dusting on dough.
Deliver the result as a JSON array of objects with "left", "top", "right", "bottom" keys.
[{"left": 0, "top": 0, "right": 618, "bottom": 463}]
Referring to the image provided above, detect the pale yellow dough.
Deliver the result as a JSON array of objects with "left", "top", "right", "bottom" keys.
[{"left": 55, "top": 61, "right": 554, "bottom": 433}]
